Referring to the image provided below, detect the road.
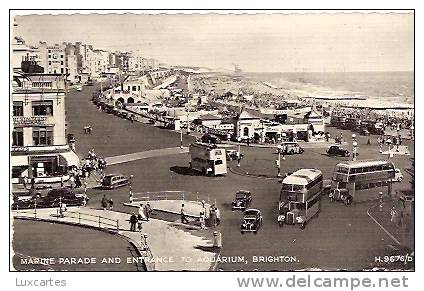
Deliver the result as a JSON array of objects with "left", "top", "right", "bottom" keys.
[
  {"left": 12, "top": 219, "right": 142, "bottom": 271},
  {"left": 64, "top": 84, "right": 414, "bottom": 271}
]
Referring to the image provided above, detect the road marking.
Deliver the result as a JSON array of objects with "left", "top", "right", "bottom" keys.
[
  {"left": 105, "top": 147, "right": 189, "bottom": 165},
  {"left": 366, "top": 203, "right": 401, "bottom": 245}
]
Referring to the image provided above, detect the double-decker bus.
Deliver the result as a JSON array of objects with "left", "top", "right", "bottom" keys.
[
  {"left": 330, "top": 160, "right": 395, "bottom": 203},
  {"left": 278, "top": 169, "right": 323, "bottom": 229},
  {"left": 189, "top": 142, "right": 227, "bottom": 176}
]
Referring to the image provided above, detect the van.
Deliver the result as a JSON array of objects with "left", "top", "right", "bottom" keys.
[{"left": 101, "top": 174, "right": 130, "bottom": 189}]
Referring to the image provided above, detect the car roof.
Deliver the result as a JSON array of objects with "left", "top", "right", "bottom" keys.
[
  {"left": 236, "top": 190, "right": 251, "bottom": 194},
  {"left": 244, "top": 208, "right": 260, "bottom": 214}
]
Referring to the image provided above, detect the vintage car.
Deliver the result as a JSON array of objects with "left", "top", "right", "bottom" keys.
[
  {"left": 101, "top": 174, "right": 130, "bottom": 189},
  {"left": 359, "top": 128, "right": 370, "bottom": 136},
  {"left": 201, "top": 134, "right": 221, "bottom": 144},
  {"left": 76, "top": 86, "right": 83, "bottom": 92},
  {"left": 86, "top": 80, "right": 94, "bottom": 86},
  {"left": 392, "top": 168, "right": 404, "bottom": 182},
  {"left": 38, "top": 188, "right": 86, "bottom": 208},
  {"left": 226, "top": 149, "right": 244, "bottom": 161},
  {"left": 240, "top": 208, "right": 263, "bottom": 234},
  {"left": 329, "top": 188, "right": 353, "bottom": 206},
  {"left": 327, "top": 145, "right": 350, "bottom": 157},
  {"left": 232, "top": 190, "right": 252, "bottom": 211},
  {"left": 277, "top": 142, "right": 304, "bottom": 155}
]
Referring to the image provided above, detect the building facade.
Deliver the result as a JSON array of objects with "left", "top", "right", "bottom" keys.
[{"left": 11, "top": 71, "right": 80, "bottom": 185}]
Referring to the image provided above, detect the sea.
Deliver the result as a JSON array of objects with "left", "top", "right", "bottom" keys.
[{"left": 246, "top": 71, "right": 414, "bottom": 105}]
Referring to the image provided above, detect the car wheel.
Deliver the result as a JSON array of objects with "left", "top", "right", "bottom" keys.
[
  {"left": 254, "top": 230, "right": 258, "bottom": 235},
  {"left": 300, "top": 222, "right": 306, "bottom": 230},
  {"left": 278, "top": 221, "right": 284, "bottom": 227}
]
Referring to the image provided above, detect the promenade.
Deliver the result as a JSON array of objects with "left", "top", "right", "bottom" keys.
[{"left": 12, "top": 206, "right": 218, "bottom": 271}]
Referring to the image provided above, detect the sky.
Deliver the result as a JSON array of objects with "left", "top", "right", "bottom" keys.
[{"left": 12, "top": 12, "right": 414, "bottom": 72}]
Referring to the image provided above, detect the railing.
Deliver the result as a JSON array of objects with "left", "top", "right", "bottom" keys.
[
  {"left": 131, "top": 190, "right": 217, "bottom": 206},
  {"left": 13, "top": 209, "right": 120, "bottom": 232}
]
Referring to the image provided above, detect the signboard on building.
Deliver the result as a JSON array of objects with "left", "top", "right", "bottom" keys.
[{"left": 13, "top": 116, "right": 47, "bottom": 127}]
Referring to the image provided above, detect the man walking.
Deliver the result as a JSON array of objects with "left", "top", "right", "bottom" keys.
[
  {"left": 145, "top": 202, "right": 152, "bottom": 221},
  {"left": 181, "top": 204, "right": 189, "bottom": 224},
  {"left": 101, "top": 195, "right": 108, "bottom": 210},
  {"left": 129, "top": 213, "right": 137, "bottom": 232}
]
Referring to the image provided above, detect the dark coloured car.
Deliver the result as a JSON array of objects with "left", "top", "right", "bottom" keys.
[
  {"left": 232, "top": 190, "right": 252, "bottom": 211},
  {"left": 327, "top": 145, "right": 350, "bottom": 157},
  {"left": 240, "top": 209, "right": 263, "bottom": 234},
  {"left": 226, "top": 150, "right": 244, "bottom": 161},
  {"left": 360, "top": 128, "right": 370, "bottom": 136},
  {"left": 101, "top": 174, "right": 130, "bottom": 189},
  {"left": 38, "top": 188, "right": 86, "bottom": 208},
  {"left": 86, "top": 80, "right": 94, "bottom": 86},
  {"left": 201, "top": 134, "right": 221, "bottom": 144}
]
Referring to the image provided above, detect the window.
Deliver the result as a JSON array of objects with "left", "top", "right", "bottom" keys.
[
  {"left": 48, "top": 50, "right": 51, "bottom": 53},
  {"left": 49, "top": 61, "right": 52, "bottom": 65},
  {"left": 13, "top": 101, "right": 23, "bottom": 116},
  {"left": 32, "top": 101, "right": 53, "bottom": 116},
  {"left": 12, "top": 128, "right": 24, "bottom": 146},
  {"left": 61, "top": 55, "right": 64, "bottom": 58},
  {"left": 60, "top": 68, "right": 64, "bottom": 74},
  {"left": 132, "top": 85, "right": 137, "bottom": 91},
  {"left": 61, "top": 61, "right": 64, "bottom": 65},
  {"left": 32, "top": 127, "right": 53, "bottom": 146}
]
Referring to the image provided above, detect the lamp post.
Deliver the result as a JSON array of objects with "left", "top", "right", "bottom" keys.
[
  {"left": 180, "top": 128, "right": 183, "bottom": 149},
  {"left": 129, "top": 174, "right": 134, "bottom": 203},
  {"left": 237, "top": 144, "right": 241, "bottom": 167}
]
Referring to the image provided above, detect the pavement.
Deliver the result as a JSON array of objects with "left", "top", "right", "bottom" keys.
[
  {"left": 12, "top": 206, "right": 218, "bottom": 271},
  {"left": 126, "top": 200, "right": 212, "bottom": 219},
  {"left": 105, "top": 147, "right": 189, "bottom": 166}
]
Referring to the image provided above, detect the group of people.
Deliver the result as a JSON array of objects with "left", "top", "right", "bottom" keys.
[
  {"left": 129, "top": 203, "right": 152, "bottom": 232},
  {"left": 101, "top": 194, "right": 114, "bottom": 210},
  {"left": 181, "top": 201, "right": 221, "bottom": 229}
]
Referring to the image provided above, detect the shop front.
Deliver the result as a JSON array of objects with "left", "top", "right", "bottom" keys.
[{"left": 11, "top": 147, "right": 80, "bottom": 184}]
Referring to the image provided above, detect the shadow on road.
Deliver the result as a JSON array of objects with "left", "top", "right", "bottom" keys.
[
  {"left": 170, "top": 166, "right": 202, "bottom": 176},
  {"left": 194, "top": 245, "right": 220, "bottom": 254}
]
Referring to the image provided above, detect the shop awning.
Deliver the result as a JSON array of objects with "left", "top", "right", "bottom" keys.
[
  {"left": 11, "top": 155, "right": 29, "bottom": 167},
  {"left": 60, "top": 151, "right": 81, "bottom": 167}
]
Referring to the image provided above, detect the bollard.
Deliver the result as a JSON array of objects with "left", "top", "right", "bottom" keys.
[
  {"left": 98, "top": 216, "right": 101, "bottom": 228},
  {"left": 116, "top": 220, "right": 119, "bottom": 231},
  {"left": 213, "top": 231, "right": 222, "bottom": 248}
]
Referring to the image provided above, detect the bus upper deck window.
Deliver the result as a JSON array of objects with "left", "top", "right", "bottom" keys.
[
  {"left": 215, "top": 160, "right": 223, "bottom": 165},
  {"left": 293, "top": 185, "right": 304, "bottom": 192}
]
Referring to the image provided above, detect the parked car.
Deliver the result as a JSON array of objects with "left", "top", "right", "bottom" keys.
[
  {"left": 240, "top": 209, "right": 263, "bottom": 234},
  {"left": 201, "top": 134, "right": 221, "bottom": 144},
  {"left": 277, "top": 142, "right": 304, "bottom": 155},
  {"left": 86, "top": 80, "right": 94, "bottom": 86},
  {"left": 226, "top": 149, "right": 244, "bottom": 161},
  {"left": 392, "top": 168, "right": 404, "bottom": 182},
  {"left": 38, "top": 188, "right": 86, "bottom": 208},
  {"left": 232, "top": 190, "right": 252, "bottom": 211},
  {"left": 327, "top": 145, "right": 350, "bottom": 157},
  {"left": 101, "top": 174, "right": 130, "bottom": 189},
  {"left": 76, "top": 86, "right": 82, "bottom": 91},
  {"left": 359, "top": 128, "right": 370, "bottom": 136}
]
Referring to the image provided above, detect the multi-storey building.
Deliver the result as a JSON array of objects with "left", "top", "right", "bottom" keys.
[
  {"left": 11, "top": 37, "right": 42, "bottom": 71},
  {"left": 11, "top": 71, "right": 80, "bottom": 185}
]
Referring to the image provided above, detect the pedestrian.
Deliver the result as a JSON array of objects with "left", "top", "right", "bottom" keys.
[
  {"left": 30, "top": 177, "right": 35, "bottom": 190},
  {"left": 129, "top": 213, "right": 137, "bottom": 232},
  {"left": 69, "top": 175, "right": 75, "bottom": 189},
  {"left": 215, "top": 206, "right": 221, "bottom": 225},
  {"left": 101, "top": 194, "right": 108, "bottom": 210},
  {"left": 209, "top": 205, "right": 217, "bottom": 227},
  {"left": 109, "top": 198, "right": 114, "bottom": 210},
  {"left": 145, "top": 202, "right": 152, "bottom": 221},
  {"left": 139, "top": 204, "right": 146, "bottom": 220},
  {"left": 137, "top": 214, "right": 143, "bottom": 231},
  {"left": 180, "top": 203, "right": 189, "bottom": 224},
  {"left": 390, "top": 206, "right": 397, "bottom": 224},
  {"left": 199, "top": 211, "right": 206, "bottom": 229},
  {"left": 22, "top": 175, "right": 28, "bottom": 189},
  {"left": 75, "top": 175, "right": 82, "bottom": 188}
]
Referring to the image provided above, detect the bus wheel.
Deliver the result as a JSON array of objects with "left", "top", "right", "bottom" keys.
[
  {"left": 240, "top": 231, "right": 244, "bottom": 235},
  {"left": 300, "top": 222, "right": 306, "bottom": 230},
  {"left": 345, "top": 197, "right": 352, "bottom": 206},
  {"left": 202, "top": 168, "right": 206, "bottom": 175}
]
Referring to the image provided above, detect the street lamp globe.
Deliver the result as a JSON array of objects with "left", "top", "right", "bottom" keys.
[
  {"left": 352, "top": 141, "right": 358, "bottom": 147},
  {"left": 352, "top": 134, "right": 356, "bottom": 139}
]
